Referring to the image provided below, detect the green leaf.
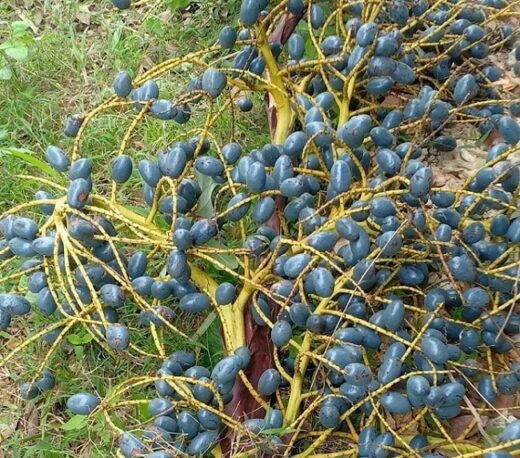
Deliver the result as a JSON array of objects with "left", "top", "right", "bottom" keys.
[
  {"left": 1, "top": 148, "right": 59, "bottom": 177},
  {"left": 145, "top": 16, "right": 164, "bottom": 35},
  {"left": 135, "top": 401, "right": 151, "bottom": 422},
  {"left": 61, "top": 415, "right": 88, "bottom": 431},
  {"left": 10, "top": 21, "right": 30, "bottom": 35},
  {"left": 74, "top": 345, "right": 84, "bottom": 358},
  {"left": 167, "top": 0, "right": 191, "bottom": 9},
  {"left": 4, "top": 45, "right": 29, "bottom": 61},
  {"left": 205, "top": 239, "right": 238, "bottom": 269},
  {"left": 0, "top": 65, "right": 13, "bottom": 80},
  {"left": 23, "top": 440, "right": 55, "bottom": 456},
  {"left": 262, "top": 427, "right": 298, "bottom": 436},
  {"left": 122, "top": 204, "right": 149, "bottom": 218},
  {"left": 195, "top": 170, "right": 218, "bottom": 218},
  {"left": 67, "top": 332, "right": 93, "bottom": 346},
  {"left": 304, "top": 38, "right": 318, "bottom": 60},
  {"left": 476, "top": 129, "right": 492, "bottom": 147}
]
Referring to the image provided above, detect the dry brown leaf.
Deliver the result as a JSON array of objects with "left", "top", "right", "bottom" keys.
[
  {"left": 448, "top": 414, "right": 488, "bottom": 439},
  {"left": 494, "top": 393, "right": 520, "bottom": 417}
]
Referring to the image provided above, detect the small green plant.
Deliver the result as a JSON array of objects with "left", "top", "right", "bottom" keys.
[
  {"left": 0, "top": 20, "right": 39, "bottom": 81},
  {"left": 1, "top": 0, "right": 520, "bottom": 457}
]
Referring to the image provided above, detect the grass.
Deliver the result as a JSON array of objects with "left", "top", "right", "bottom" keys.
[{"left": 0, "top": 1, "right": 269, "bottom": 456}]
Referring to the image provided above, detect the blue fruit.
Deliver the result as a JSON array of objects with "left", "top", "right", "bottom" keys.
[
  {"left": 288, "top": 33, "right": 305, "bottom": 60},
  {"left": 219, "top": 26, "right": 237, "bottom": 49},
  {"left": 66, "top": 392, "right": 100, "bottom": 415},
  {"left": 271, "top": 320, "right": 292, "bottom": 346},
  {"left": 258, "top": 368, "right": 281, "bottom": 395},
  {"left": 381, "top": 391, "right": 412, "bottom": 414},
  {"left": 310, "top": 4, "right": 325, "bottom": 29},
  {"left": 113, "top": 71, "right": 132, "bottom": 97},
  {"left": 64, "top": 115, "right": 83, "bottom": 138},
  {"left": 105, "top": 324, "right": 130, "bottom": 350},
  {"left": 454, "top": 74, "right": 478, "bottom": 105},
  {"left": 377, "top": 148, "right": 401, "bottom": 175},
  {"left": 356, "top": 22, "right": 378, "bottom": 46},
  {"left": 45, "top": 146, "right": 69, "bottom": 172},
  {"left": 337, "top": 115, "right": 372, "bottom": 148},
  {"left": 421, "top": 336, "right": 449, "bottom": 364},
  {"left": 180, "top": 293, "right": 210, "bottom": 313},
  {"left": 239, "top": 0, "right": 262, "bottom": 26}
]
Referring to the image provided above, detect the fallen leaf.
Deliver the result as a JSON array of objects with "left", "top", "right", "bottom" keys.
[{"left": 449, "top": 414, "right": 488, "bottom": 439}]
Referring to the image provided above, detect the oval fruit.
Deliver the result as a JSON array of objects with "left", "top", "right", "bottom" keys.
[
  {"left": 258, "top": 369, "right": 281, "bottom": 396},
  {"left": 66, "top": 392, "right": 100, "bottom": 415}
]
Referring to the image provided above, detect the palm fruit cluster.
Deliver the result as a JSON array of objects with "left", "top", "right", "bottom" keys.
[{"left": 1, "top": 0, "right": 520, "bottom": 456}]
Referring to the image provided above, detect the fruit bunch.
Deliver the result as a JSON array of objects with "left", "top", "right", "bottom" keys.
[{"left": 2, "top": 0, "right": 520, "bottom": 456}]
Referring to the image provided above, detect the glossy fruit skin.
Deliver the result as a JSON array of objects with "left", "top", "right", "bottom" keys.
[
  {"left": 0, "top": 308, "right": 11, "bottom": 330},
  {"left": 106, "top": 324, "right": 130, "bottom": 350},
  {"left": 211, "top": 356, "right": 241, "bottom": 384},
  {"left": 45, "top": 145, "right": 70, "bottom": 172},
  {"left": 119, "top": 432, "right": 147, "bottom": 458},
  {"left": 215, "top": 282, "right": 235, "bottom": 305},
  {"left": 271, "top": 320, "right": 292, "bottom": 346},
  {"left": 330, "top": 160, "right": 352, "bottom": 193},
  {"left": 356, "top": 22, "right": 378, "bottom": 46},
  {"left": 0, "top": 294, "right": 31, "bottom": 316},
  {"left": 20, "top": 382, "right": 41, "bottom": 400},
  {"left": 253, "top": 197, "right": 275, "bottom": 224},
  {"left": 128, "top": 251, "right": 147, "bottom": 279},
  {"left": 500, "top": 419, "right": 520, "bottom": 445},
  {"left": 381, "top": 391, "right": 412, "bottom": 414},
  {"left": 421, "top": 336, "right": 449, "bottom": 365},
  {"left": 219, "top": 26, "right": 237, "bottom": 49},
  {"left": 454, "top": 74, "right": 478, "bottom": 105},
  {"left": 499, "top": 116, "right": 520, "bottom": 145},
  {"left": 70, "top": 158, "right": 92, "bottom": 180},
  {"left": 377, "top": 357, "right": 402, "bottom": 384},
  {"left": 337, "top": 115, "right": 372, "bottom": 148},
  {"left": 222, "top": 143, "right": 242, "bottom": 164},
  {"left": 112, "top": 0, "right": 131, "bottom": 9},
  {"left": 179, "top": 293, "right": 210, "bottom": 313},
  {"left": 66, "top": 392, "right": 100, "bottom": 415},
  {"left": 177, "top": 410, "right": 200, "bottom": 439},
  {"left": 312, "top": 267, "right": 334, "bottom": 297},
  {"left": 201, "top": 68, "right": 227, "bottom": 98},
  {"left": 187, "top": 431, "right": 218, "bottom": 456},
  {"left": 258, "top": 369, "right": 281, "bottom": 396},
  {"left": 288, "top": 33, "right": 305, "bottom": 60},
  {"left": 64, "top": 115, "right": 83, "bottom": 138},
  {"left": 35, "top": 370, "right": 55, "bottom": 392},
  {"left": 113, "top": 71, "right": 132, "bottom": 97},
  {"left": 377, "top": 148, "right": 401, "bottom": 175},
  {"left": 319, "top": 404, "right": 340, "bottom": 428}
]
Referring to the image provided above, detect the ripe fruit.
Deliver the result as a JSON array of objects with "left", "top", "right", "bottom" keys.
[
  {"left": 215, "top": 283, "right": 235, "bottom": 305},
  {"left": 258, "top": 369, "right": 281, "bottom": 396},
  {"left": 179, "top": 293, "right": 210, "bottom": 313},
  {"left": 112, "top": 0, "right": 132, "bottom": 9},
  {"left": 187, "top": 431, "right": 218, "bottom": 455},
  {"left": 219, "top": 26, "right": 237, "bottom": 49},
  {"left": 106, "top": 324, "right": 130, "bottom": 350},
  {"left": 201, "top": 68, "right": 227, "bottom": 98},
  {"left": 380, "top": 392, "right": 412, "bottom": 414},
  {"left": 66, "top": 392, "right": 100, "bottom": 415},
  {"left": 64, "top": 115, "right": 83, "bottom": 138},
  {"left": 45, "top": 146, "right": 69, "bottom": 172},
  {"left": 271, "top": 320, "right": 292, "bottom": 346}
]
